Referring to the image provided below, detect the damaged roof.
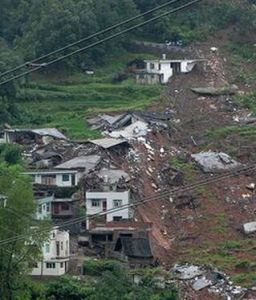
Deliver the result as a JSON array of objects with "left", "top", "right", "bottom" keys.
[
  {"left": 97, "top": 168, "right": 130, "bottom": 184},
  {"left": 89, "top": 138, "right": 129, "bottom": 149},
  {"left": 55, "top": 155, "right": 101, "bottom": 171},
  {"left": 5, "top": 128, "right": 67, "bottom": 140},
  {"left": 120, "top": 237, "right": 153, "bottom": 258}
]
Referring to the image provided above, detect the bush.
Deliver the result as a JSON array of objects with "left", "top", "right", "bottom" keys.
[
  {"left": 83, "top": 259, "right": 122, "bottom": 276},
  {"left": 0, "top": 144, "right": 23, "bottom": 164}
]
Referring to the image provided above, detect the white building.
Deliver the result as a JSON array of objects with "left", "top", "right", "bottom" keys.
[
  {"left": 31, "top": 227, "right": 70, "bottom": 276},
  {"left": 25, "top": 170, "right": 81, "bottom": 187},
  {"left": 135, "top": 55, "right": 206, "bottom": 84},
  {"left": 86, "top": 191, "right": 130, "bottom": 229}
]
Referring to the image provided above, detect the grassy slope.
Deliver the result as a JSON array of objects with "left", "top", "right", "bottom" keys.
[{"left": 17, "top": 52, "right": 163, "bottom": 139}]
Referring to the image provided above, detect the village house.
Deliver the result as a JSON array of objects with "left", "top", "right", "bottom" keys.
[
  {"left": 85, "top": 190, "right": 130, "bottom": 229},
  {"left": 133, "top": 54, "right": 206, "bottom": 84},
  {"left": 25, "top": 169, "right": 80, "bottom": 187},
  {"left": 2, "top": 128, "right": 67, "bottom": 145},
  {"left": 31, "top": 227, "right": 70, "bottom": 276},
  {"left": 87, "top": 221, "right": 154, "bottom": 267},
  {"left": 84, "top": 167, "right": 131, "bottom": 229},
  {"left": 36, "top": 194, "right": 79, "bottom": 220}
]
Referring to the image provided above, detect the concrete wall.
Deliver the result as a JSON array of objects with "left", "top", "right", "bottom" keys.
[
  {"left": 180, "top": 60, "right": 197, "bottom": 73},
  {"left": 31, "top": 260, "right": 68, "bottom": 276},
  {"left": 86, "top": 191, "right": 130, "bottom": 225},
  {"left": 144, "top": 61, "right": 173, "bottom": 84},
  {"left": 30, "top": 172, "right": 80, "bottom": 187},
  {"left": 36, "top": 196, "right": 53, "bottom": 220},
  {"left": 31, "top": 228, "right": 70, "bottom": 276}
]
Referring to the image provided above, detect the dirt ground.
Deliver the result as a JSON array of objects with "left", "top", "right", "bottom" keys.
[{"left": 113, "top": 47, "right": 256, "bottom": 299}]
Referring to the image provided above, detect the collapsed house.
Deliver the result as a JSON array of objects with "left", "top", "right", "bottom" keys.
[
  {"left": 129, "top": 54, "right": 206, "bottom": 84},
  {"left": 87, "top": 110, "right": 174, "bottom": 141},
  {"left": 87, "top": 138, "right": 130, "bottom": 155},
  {"left": 3, "top": 128, "right": 67, "bottom": 146},
  {"left": 88, "top": 221, "right": 154, "bottom": 267}
]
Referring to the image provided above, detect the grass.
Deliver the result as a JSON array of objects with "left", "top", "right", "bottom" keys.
[
  {"left": 17, "top": 52, "right": 163, "bottom": 139},
  {"left": 183, "top": 239, "right": 256, "bottom": 287}
]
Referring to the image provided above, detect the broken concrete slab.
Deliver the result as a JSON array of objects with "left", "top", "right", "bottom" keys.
[
  {"left": 191, "top": 85, "right": 238, "bottom": 96},
  {"left": 191, "top": 152, "right": 241, "bottom": 173},
  {"left": 192, "top": 277, "right": 212, "bottom": 291},
  {"left": 108, "top": 121, "right": 149, "bottom": 140},
  {"left": 173, "top": 264, "right": 204, "bottom": 280},
  {"left": 243, "top": 221, "right": 256, "bottom": 234}
]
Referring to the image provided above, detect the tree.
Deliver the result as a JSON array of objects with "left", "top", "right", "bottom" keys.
[{"left": 0, "top": 164, "right": 49, "bottom": 300}]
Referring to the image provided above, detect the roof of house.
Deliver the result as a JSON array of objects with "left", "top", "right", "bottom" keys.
[
  {"left": 5, "top": 128, "right": 67, "bottom": 140},
  {"left": 24, "top": 169, "right": 78, "bottom": 175},
  {"left": 55, "top": 155, "right": 101, "bottom": 171},
  {"left": 89, "top": 138, "right": 128, "bottom": 149},
  {"left": 120, "top": 237, "right": 153, "bottom": 258}
]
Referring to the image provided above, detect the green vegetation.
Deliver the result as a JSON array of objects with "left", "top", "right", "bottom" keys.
[
  {"left": 83, "top": 259, "right": 122, "bottom": 276},
  {"left": 0, "top": 164, "right": 50, "bottom": 300},
  {"left": 185, "top": 239, "right": 256, "bottom": 287},
  {"left": 22, "top": 267, "right": 177, "bottom": 300},
  {"left": 0, "top": 144, "right": 23, "bottom": 165},
  {"left": 14, "top": 52, "right": 162, "bottom": 139}
]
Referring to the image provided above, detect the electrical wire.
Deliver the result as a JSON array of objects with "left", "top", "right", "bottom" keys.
[
  {"left": 0, "top": 0, "right": 202, "bottom": 86},
  {"left": 0, "top": 161, "right": 254, "bottom": 246},
  {"left": 0, "top": 0, "right": 183, "bottom": 79}
]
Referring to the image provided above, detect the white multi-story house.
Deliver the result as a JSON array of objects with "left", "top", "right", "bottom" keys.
[
  {"left": 31, "top": 227, "right": 70, "bottom": 276},
  {"left": 85, "top": 190, "right": 130, "bottom": 229},
  {"left": 25, "top": 169, "right": 80, "bottom": 187},
  {"left": 135, "top": 55, "right": 206, "bottom": 84}
]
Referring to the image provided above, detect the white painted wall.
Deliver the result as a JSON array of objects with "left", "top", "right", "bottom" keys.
[
  {"left": 86, "top": 191, "right": 130, "bottom": 227},
  {"left": 143, "top": 59, "right": 199, "bottom": 84},
  {"left": 36, "top": 196, "right": 53, "bottom": 220},
  {"left": 26, "top": 171, "right": 80, "bottom": 187},
  {"left": 31, "top": 228, "right": 70, "bottom": 276},
  {"left": 31, "top": 260, "right": 68, "bottom": 276}
]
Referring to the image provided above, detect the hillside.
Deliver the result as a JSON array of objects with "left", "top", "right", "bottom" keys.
[{"left": 0, "top": 0, "right": 256, "bottom": 299}]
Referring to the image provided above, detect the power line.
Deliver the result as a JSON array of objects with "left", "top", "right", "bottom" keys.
[
  {"left": 0, "top": 0, "right": 182, "bottom": 79},
  {"left": 0, "top": 0, "right": 202, "bottom": 86},
  {"left": 0, "top": 162, "right": 254, "bottom": 246}
]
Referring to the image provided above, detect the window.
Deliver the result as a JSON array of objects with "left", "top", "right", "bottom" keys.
[
  {"left": 46, "top": 203, "right": 50, "bottom": 212},
  {"left": 43, "top": 204, "right": 46, "bottom": 211},
  {"left": 61, "top": 242, "right": 63, "bottom": 251},
  {"left": 45, "top": 243, "right": 50, "bottom": 253},
  {"left": 46, "top": 263, "right": 55, "bottom": 269},
  {"left": 91, "top": 200, "right": 101, "bottom": 207},
  {"left": 52, "top": 232, "right": 55, "bottom": 238},
  {"left": 150, "top": 63, "right": 155, "bottom": 70},
  {"left": 62, "top": 174, "right": 70, "bottom": 182},
  {"left": 61, "top": 203, "right": 70, "bottom": 211},
  {"left": 60, "top": 262, "right": 64, "bottom": 268},
  {"left": 113, "top": 216, "right": 122, "bottom": 221},
  {"left": 113, "top": 200, "right": 122, "bottom": 207},
  {"left": 38, "top": 205, "right": 42, "bottom": 214}
]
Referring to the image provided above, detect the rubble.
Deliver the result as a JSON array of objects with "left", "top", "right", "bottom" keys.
[
  {"left": 172, "top": 264, "right": 247, "bottom": 299},
  {"left": 243, "top": 221, "right": 256, "bottom": 234},
  {"left": 191, "top": 152, "right": 241, "bottom": 173},
  {"left": 108, "top": 120, "right": 149, "bottom": 140}
]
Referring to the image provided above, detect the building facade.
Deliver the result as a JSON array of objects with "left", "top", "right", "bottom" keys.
[
  {"left": 25, "top": 170, "right": 80, "bottom": 187},
  {"left": 31, "top": 227, "right": 70, "bottom": 276},
  {"left": 85, "top": 191, "right": 130, "bottom": 229}
]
